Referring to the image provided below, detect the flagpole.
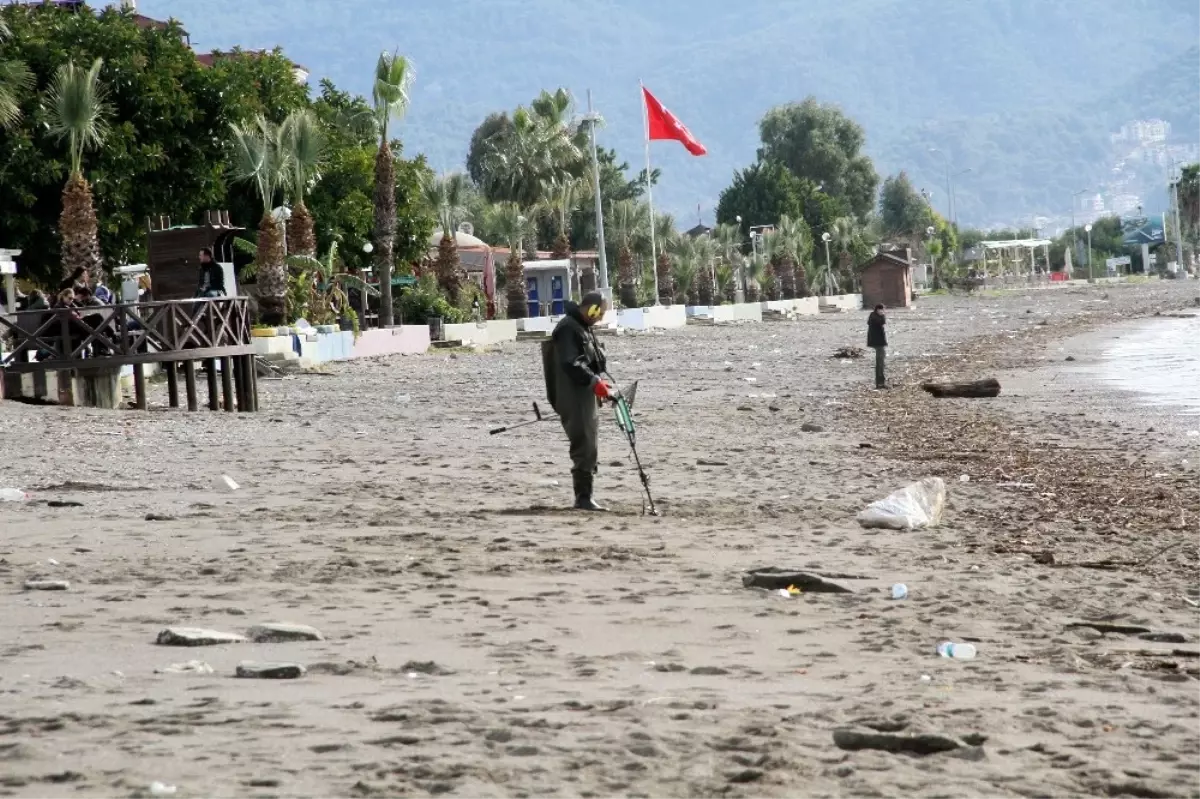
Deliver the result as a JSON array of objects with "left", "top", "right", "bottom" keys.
[{"left": 640, "top": 80, "right": 659, "bottom": 306}]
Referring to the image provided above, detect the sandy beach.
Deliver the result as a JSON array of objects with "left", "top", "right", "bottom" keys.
[{"left": 1, "top": 281, "right": 1198, "bottom": 798}]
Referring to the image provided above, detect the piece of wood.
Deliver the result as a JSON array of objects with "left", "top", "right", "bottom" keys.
[
  {"left": 248, "top": 355, "right": 259, "bottom": 411},
  {"left": 220, "top": 356, "right": 234, "bottom": 412},
  {"left": 205, "top": 358, "right": 219, "bottom": 410},
  {"left": 165, "top": 361, "right": 179, "bottom": 408},
  {"left": 921, "top": 378, "right": 1001, "bottom": 398},
  {"left": 232, "top": 354, "right": 245, "bottom": 412},
  {"left": 183, "top": 360, "right": 198, "bottom": 412},
  {"left": 133, "top": 363, "right": 147, "bottom": 410}
]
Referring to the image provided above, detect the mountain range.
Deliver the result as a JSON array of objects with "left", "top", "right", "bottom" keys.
[{"left": 136, "top": 0, "right": 1200, "bottom": 229}]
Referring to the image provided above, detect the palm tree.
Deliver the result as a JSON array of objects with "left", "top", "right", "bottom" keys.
[
  {"left": 230, "top": 116, "right": 290, "bottom": 324},
  {"left": 774, "top": 215, "right": 811, "bottom": 299},
  {"left": 422, "top": 172, "right": 471, "bottom": 303},
  {"left": 281, "top": 108, "right": 326, "bottom": 257},
  {"left": 744, "top": 252, "right": 766, "bottom": 302},
  {"left": 46, "top": 58, "right": 111, "bottom": 283},
  {"left": 759, "top": 232, "right": 781, "bottom": 301},
  {"left": 692, "top": 234, "right": 718, "bottom": 306},
  {"left": 651, "top": 212, "right": 678, "bottom": 305},
  {"left": 611, "top": 200, "right": 648, "bottom": 308},
  {"left": 715, "top": 261, "right": 736, "bottom": 303},
  {"left": 483, "top": 106, "right": 580, "bottom": 211},
  {"left": 826, "top": 215, "right": 874, "bottom": 294},
  {"left": 0, "top": 19, "right": 34, "bottom": 131},
  {"left": 668, "top": 236, "right": 701, "bottom": 306},
  {"left": 487, "top": 201, "right": 532, "bottom": 319},
  {"left": 371, "top": 51, "right": 414, "bottom": 327},
  {"left": 713, "top": 222, "right": 745, "bottom": 302},
  {"left": 543, "top": 176, "right": 586, "bottom": 259}
]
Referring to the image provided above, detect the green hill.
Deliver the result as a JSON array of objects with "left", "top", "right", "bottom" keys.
[{"left": 136, "top": 0, "right": 1200, "bottom": 226}]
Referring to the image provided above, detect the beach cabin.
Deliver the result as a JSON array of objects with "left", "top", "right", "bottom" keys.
[
  {"left": 522, "top": 260, "right": 572, "bottom": 317},
  {"left": 146, "top": 211, "right": 243, "bottom": 301},
  {"left": 860, "top": 249, "right": 914, "bottom": 309}
]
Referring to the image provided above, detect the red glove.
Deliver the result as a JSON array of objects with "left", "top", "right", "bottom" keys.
[{"left": 593, "top": 379, "right": 613, "bottom": 400}]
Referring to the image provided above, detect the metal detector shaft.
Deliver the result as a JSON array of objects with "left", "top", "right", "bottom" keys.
[{"left": 489, "top": 402, "right": 557, "bottom": 435}]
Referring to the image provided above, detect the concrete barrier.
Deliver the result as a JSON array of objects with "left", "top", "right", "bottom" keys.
[
  {"left": 819, "top": 293, "right": 862, "bottom": 311},
  {"left": 352, "top": 326, "right": 430, "bottom": 358},
  {"left": 444, "top": 319, "right": 519, "bottom": 346},
  {"left": 712, "top": 303, "right": 763, "bottom": 323},
  {"left": 617, "top": 304, "right": 688, "bottom": 331}
]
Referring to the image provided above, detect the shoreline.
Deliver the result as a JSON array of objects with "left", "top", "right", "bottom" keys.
[{"left": 0, "top": 281, "right": 1197, "bottom": 798}]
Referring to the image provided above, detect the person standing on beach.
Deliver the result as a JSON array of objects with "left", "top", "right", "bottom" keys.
[
  {"left": 542, "top": 291, "right": 613, "bottom": 511},
  {"left": 867, "top": 303, "right": 887, "bottom": 389}
]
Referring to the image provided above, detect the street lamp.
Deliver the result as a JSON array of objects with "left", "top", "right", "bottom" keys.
[
  {"left": 1084, "top": 223, "right": 1093, "bottom": 283},
  {"left": 362, "top": 241, "right": 374, "bottom": 254},
  {"left": 821, "top": 231, "right": 833, "bottom": 297},
  {"left": 734, "top": 215, "right": 745, "bottom": 303}
]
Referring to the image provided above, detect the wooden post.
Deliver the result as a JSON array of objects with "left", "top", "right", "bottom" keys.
[
  {"left": 165, "top": 361, "right": 179, "bottom": 408},
  {"left": 133, "top": 363, "right": 147, "bottom": 410},
  {"left": 248, "top": 355, "right": 259, "bottom": 411},
  {"left": 183, "top": 360, "right": 198, "bottom": 411},
  {"left": 220, "top": 356, "right": 234, "bottom": 412},
  {"left": 232, "top": 353, "right": 245, "bottom": 412},
  {"left": 205, "top": 358, "right": 219, "bottom": 411}
]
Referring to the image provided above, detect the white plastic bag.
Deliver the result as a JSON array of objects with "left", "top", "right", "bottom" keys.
[{"left": 857, "top": 477, "right": 946, "bottom": 531}]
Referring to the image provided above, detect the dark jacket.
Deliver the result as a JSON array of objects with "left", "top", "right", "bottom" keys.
[
  {"left": 543, "top": 302, "right": 606, "bottom": 412},
  {"left": 867, "top": 310, "right": 887, "bottom": 348},
  {"left": 197, "top": 260, "right": 226, "bottom": 296}
]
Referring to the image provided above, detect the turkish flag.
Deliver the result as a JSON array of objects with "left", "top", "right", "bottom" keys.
[{"left": 642, "top": 86, "right": 707, "bottom": 156}]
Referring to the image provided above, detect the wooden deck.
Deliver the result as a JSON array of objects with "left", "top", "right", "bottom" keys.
[{"left": 0, "top": 297, "right": 259, "bottom": 411}]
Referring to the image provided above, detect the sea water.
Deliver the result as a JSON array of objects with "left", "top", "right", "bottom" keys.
[{"left": 1098, "top": 315, "right": 1200, "bottom": 416}]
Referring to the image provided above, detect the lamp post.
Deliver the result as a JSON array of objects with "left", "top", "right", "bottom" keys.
[
  {"left": 821, "top": 231, "right": 833, "bottom": 297},
  {"left": 1084, "top": 223, "right": 1093, "bottom": 284}
]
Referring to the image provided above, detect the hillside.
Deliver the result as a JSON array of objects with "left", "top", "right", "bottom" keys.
[{"left": 136, "top": 0, "right": 1200, "bottom": 226}]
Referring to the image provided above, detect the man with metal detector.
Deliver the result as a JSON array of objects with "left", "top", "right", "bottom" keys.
[{"left": 542, "top": 291, "right": 612, "bottom": 511}]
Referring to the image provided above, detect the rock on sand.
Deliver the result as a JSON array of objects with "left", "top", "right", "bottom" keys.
[
  {"left": 155, "top": 627, "right": 247, "bottom": 646},
  {"left": 247, "top": 623, "right": 324, "bottom": 643}
]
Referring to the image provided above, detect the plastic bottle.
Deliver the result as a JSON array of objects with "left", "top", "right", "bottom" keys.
[
  {"left": 0, "top": 488, "right": 28, "bottom": 502},
  {"left": 891, "top": 583, "right": 908, "bottom": 600},
  {"left": 937, "top": 641, "right": 977, "bottom": 660}
]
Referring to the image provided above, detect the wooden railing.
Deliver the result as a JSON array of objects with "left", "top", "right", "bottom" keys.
[
  {"left": 1, "top": 296, "right": 254, "bottom": 371},
  {"left": 1, "top": 297, "right": 259, "bottom": 411}
]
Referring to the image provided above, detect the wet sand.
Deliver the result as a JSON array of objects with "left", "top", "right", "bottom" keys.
[{"left": 1, "top": 281, "right": 1198, "bottom": 798}]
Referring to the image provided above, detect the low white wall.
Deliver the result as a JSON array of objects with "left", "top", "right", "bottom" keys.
[
  {"left": 759, "top": 298, "right": 822, "bottom": 316},
  {"left": 793, "top": 297, "right": 821, "bottom": 315},
  {"left": 444, "top": 319, "right": 519, "bottom": 345},
  {"left": 818, "top": 293, "right": 862, "bottom": 311},
  {"left": 712, "top": 303, "right": 763, "bottom": 323},
  {"left": 518, "top": 316, "right": 557, "bottom": 333},
  {"left": 617, "top": 304, "right": 688, "bottom": 331}
]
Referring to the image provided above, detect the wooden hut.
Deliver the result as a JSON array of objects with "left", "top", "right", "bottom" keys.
[{"left": 146, "top": 211, "right": 244, "bottom": 301}]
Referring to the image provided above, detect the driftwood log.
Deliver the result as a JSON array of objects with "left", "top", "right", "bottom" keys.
[{"left": 921, "top": 378, "right": 1001, "bottom": 398}]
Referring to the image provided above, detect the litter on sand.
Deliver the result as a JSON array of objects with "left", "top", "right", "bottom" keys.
[{"left": 857, "top": 478, "right": 947, "bottom": 531}]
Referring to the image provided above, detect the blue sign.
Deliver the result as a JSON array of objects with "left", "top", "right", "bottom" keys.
[{"left": 1121, "top": 215, "right": 1165, "bottom": 246}]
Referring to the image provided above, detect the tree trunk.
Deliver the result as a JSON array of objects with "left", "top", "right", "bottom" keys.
[
  {"left": 435, "top": 233, "right": 461, "bottom": 304},
  {"left": 655, "top": 252, "right": 673, "bottom": 305},
  {"left": 60, "top": 172, "right": 101, "bottom": 283},
  {"left": 256, "top": 210, "right": 288, "bottom": 325},
  {"left": 550, "top": 229, "right": 570, "bottom": 261},
  {"left": 618, "top": 246, "right": 637, "bottom": 309},
  {"left": 373, "top": 141, "right": 397, "bottom": 327},
  {"left": 921, "top": 378, "right": 1002, "bottom": 398},
  {"left": 287, "top": 200, "right": 317, "bottom": 257},
  {"left": 504, "top": 250, "right": 527, "bottom": 319},
  {"left": 696, "top": 264, "right": 715, "bottom": 306},
  {"left": 762, "top": 262, "right": 779, "bottom": 301}
]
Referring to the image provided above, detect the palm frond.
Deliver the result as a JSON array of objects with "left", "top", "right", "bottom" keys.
[
  {"left": 281, "top": 108, "right": 326, "bottom": 201},
  {"left": 229, "top": 116, "right": 290, "bottom": 212},
  {"left": 372, "top": 51, "right": 414, "bottom": 139},
  {"left": 45, "top": 58, "right": 111, "bottom": 175},
  {"left": 0, "top": 58, "right": 35, "bottom": 130}
]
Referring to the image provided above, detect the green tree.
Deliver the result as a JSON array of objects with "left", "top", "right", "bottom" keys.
[
  {"left": 229, "top": 116, "right": 289, "bottom": 322},
  {"left": 757, "top": 98, "right": 879, "bottom": 219},
  {"left": 611, "top": 199, "right": 648, "bottom": 308},
  {"left": 879, "top": 171, "right": 930, "bottom": 249},
  {"left": 280, "top": 108, "right": 325, "bottom": 257},
  {"left": 47, "top": 58, "right": 110, "bottom": 282},
  {"left": 370, "top": 51, "right": 414, "bottom": 327},
  {"left": 423, "top": 172, "right": 470, "bottom": 303},
  {"left": 652, "top": 212, "right": 678, "bottom": 304},
  {"left": 715, "top": 160, "right": 806, "bottom": 239},
  {"left": 466, "top": 111, "right": 511, "bottom": 188},
  {"left": 0, "top": 18, "right": 33, "bottom": 130},
  {"left": 487, "top": 201, "right": 532, "bottom": 319},
  {"left": 0, "top": 4, "right": 234, "bottom": 285}
]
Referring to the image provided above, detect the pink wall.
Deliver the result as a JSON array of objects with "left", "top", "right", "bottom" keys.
[{"left": 351, "top": 326, "right": 430, "bottom": 358}]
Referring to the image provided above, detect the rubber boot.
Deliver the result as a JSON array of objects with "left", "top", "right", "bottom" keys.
[{"left": 572, "top": 470, "right": 606, "bottom": 512}]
